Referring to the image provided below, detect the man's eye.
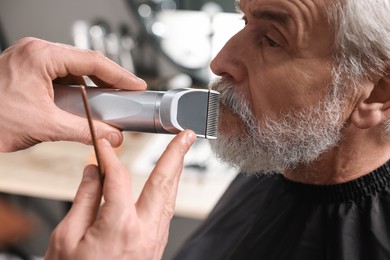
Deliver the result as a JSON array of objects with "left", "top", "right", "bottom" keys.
[
  {"left": 263, "top": 35, "right": 279, "bottom": 47},
  {"left": 242, "top": 15, "right": 248, "bottom": 25}
]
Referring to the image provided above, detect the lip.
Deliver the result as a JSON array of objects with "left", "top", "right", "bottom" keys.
[
  {"left": 219, "top": 94, "right": 231, "bottom": 111},
  {"left": 220, "top": 99, "right": 241, "bottom": 118},
  {"left": 217, "top": 101, "right": 247, "bottom": 136},
  {"left": 219, "top": 102, "right": 229, "bottom": 113},
  {"left": 220, "top": 102, "right": 242, "bottom": 120}
]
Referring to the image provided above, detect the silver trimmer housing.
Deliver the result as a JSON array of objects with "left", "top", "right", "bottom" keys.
[{"left": 54, "top": 85, "right": 220, "bottom": 139}]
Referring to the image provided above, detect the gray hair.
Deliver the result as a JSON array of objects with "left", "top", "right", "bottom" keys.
[{"left": 327, "top": 0, "right": 390, "bottom": 92}]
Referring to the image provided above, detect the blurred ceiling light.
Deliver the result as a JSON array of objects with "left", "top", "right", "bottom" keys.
[
  {"left": 138, "top": 4, "right": 152, "bottom": 18},
  {"left": 72, "top": 20, "right": 90, "bottom": 49},
  {"left": 152, "top": 21, "right": 166, "bottom": 37},
  {"left": 89, "top": 25, "right": 104, "bottom": 38},
  {"left": 201, "top": 2, "right": 223, "bottom": 17}
]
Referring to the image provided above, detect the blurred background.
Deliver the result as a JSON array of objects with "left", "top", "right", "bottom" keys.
[{"left": 0, "top": 0, "right": 243, "bottom": 259}]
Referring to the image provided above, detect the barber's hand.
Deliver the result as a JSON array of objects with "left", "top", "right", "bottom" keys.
[
  {"left": 45, "top": 130, "right": 196, "bottom": 259},
  {"left": 0, "top": 37, "right": 146, "bottom": 152}
]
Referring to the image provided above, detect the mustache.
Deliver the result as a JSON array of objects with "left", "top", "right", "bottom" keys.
[
  {"left": 209, "top": 78, "right": 246, "bottom": 116},
  {"left": 209, "top": 77, "right": 257, "bottom": 130}
]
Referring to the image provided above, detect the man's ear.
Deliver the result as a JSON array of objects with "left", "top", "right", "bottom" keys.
[{"left": 351, "top": 65, "right": 390, "bottom": 129}]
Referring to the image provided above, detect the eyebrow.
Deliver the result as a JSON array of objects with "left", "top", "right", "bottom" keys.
[
  {"left": 234, "top": 0, "right": 242, "bottom": 13},
  {"left": 234, "top": 0, "right": 292, "bottom": 26},
  {"left": 252, "top": 9, "right": 292, "bottom": 26}
]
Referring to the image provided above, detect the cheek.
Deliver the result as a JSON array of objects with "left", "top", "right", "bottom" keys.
[
  {"left": 247, "top": 62, "right": 334, "bottom": 119},
  {"left": 246, "top": 74, "right": 293, "bottom": 120}
]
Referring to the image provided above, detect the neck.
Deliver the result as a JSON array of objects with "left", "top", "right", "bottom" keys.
[{"left": 282, "top": 126, "right": 390, "bottom": 184}]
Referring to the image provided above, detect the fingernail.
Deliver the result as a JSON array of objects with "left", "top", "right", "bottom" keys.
[
  {"left": 107, "top": 132, "right": 121, "bottom": 146},
  {"left": 137, "top": 77, "right": 146, "bottom": 85},
  {"left": 83, "top": 166, "right": 98, "bottom": 181},
  {"left": 185, "top": 131, "right": 196, "bottom": 145}
]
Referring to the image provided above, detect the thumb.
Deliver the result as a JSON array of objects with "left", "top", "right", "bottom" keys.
[
  {"left": 49, "top": 108, "right": 123, "bottom": 147},
  {"left": 60, "top": 165, "right": 102, "bottom": 242}
]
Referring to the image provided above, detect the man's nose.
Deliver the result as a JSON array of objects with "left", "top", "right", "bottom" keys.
[{"left": 210, "top": 33, "right": 246, "bottom": 82}]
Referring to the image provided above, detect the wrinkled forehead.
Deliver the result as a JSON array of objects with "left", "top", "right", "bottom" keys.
[
  {"left": 234, "top": 0, "right": 334, "bottom": 12},
  {"left": 234, "top": 0, "right": 334, "bottom": 32}
]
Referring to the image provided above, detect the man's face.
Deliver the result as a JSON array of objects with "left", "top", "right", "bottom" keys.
[{"left": 209, "top": 0, "right": 347, "bottom": 172}]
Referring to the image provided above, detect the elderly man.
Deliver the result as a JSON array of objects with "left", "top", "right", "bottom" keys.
[
  {"left": 174, "top": 0, "right": 390, "bottom": 259},
  {"left": 2, "top": 0, "right": 390, "bottom": 258}
]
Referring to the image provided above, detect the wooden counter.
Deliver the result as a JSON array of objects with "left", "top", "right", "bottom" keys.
[{"left": 0, "top": 133, "right": 236, "bottom": 219}]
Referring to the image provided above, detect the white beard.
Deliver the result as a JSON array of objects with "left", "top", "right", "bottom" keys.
[{"left": 208, "top": 77, "right": 345, "bottom": 174}]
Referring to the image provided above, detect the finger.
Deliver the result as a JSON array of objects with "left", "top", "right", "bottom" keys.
[
  {"left": 48, "top": 107, "right": 124, "bottom": 147},
  {"left": 52, "top": 75, "right": 87, "bottom": 86},
  {"left": 136, "top": 130, "right": 196, "bottom": 226},
  {"left": 47, "top": 42, "right": 147, "bottom": 90},
  {"left": 97, "top": 139, "right": 135, "bottom": 219},
  {"left": 59, "top": 165, "right": 102, "bottom": 242},
  {"left": 88, "top": 75, "right": 125, "bottom": 88},
  {"left": 155, "top": 167, "right": 183, "bottom": 259}
]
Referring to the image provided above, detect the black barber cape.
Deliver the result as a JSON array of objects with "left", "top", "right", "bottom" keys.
[{"left": 173, "top": 162, "right": 390, "bottom": 260}]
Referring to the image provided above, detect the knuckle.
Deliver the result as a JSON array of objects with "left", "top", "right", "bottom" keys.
[
  {"left": 15, "top": 38, "right": 51, "bottom": 67},
  {"left": 163, "top": 205, "right": 175, "bottom": 220},
  {"left": 88, "top": 49, "right": 106, "bottom": 62},
  {"left": 50, "top": 116, "right": 92, "bottom": 144},
  {"left": 149, "top": 174, "right": 174, "bottom": 198},
  {"left": 79, "top": 125, "right": 93, "bottom": 145},
  {"left": 14, "top": 36, "right": 39, "bottom": 46},
  {"left": 19, "top": 37, "right": 47, "bottom": 55},
  {"left": 70, "top": 117, "right": 94, "bottom": 145}
]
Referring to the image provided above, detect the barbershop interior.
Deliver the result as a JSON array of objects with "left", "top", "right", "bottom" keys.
[{"left": 0, "top": 0, "right": 243, "bottom": 259}]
